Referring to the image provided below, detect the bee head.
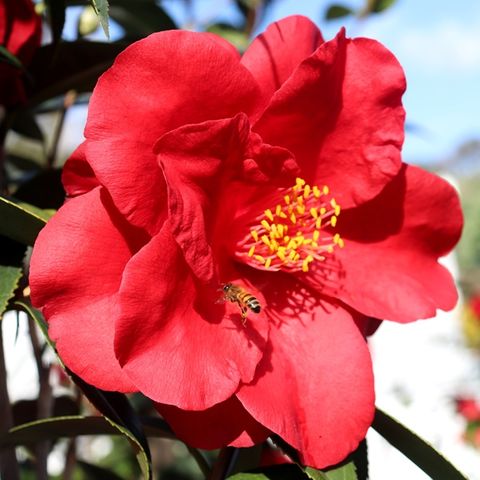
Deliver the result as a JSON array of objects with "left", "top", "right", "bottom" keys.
[{"left": 222, "top": 283, "right": 232, "bottom": 292}]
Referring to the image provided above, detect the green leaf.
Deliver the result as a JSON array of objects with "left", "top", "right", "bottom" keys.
[
  {"left": 369, "top": 0, "right": 397, "bottom": 13},
  {"left": 109, "top": 1, "right": 176, "bottom": 38},
  {"left": 306, "top": 461, "right": 357, "bottom": 480},
  {"left": 325, "top": 5, "right": 354, "bottom": 20},
  {"left": 0, "top": 415, "right": 173, "bottom": 449},
  {"left": 372, "top": 408, "right": 468, "bottom": 480},
  {"left": 11, "top": 110, "right": 44, "bottom": 141},
  {"left": 91, "top": 0, "right": 110, "bottom": 38},
  {"left": 45, "top": 0, "right": 66, "bottom": 44},
  {"left": 0, "top": 197, "right": 51, "bottom": 246},
  {"left": 228, "top": 465, "right": 309, "bottom": 479},
  {"left": 0, "top": 266, "right": 22, "bottom": 316},
  {"left": 207, "top": 23, "right": 249, "bottom": 51},
  {"left": 28, "top": 41, "right": 127, "bottom": 106},
  {"left": 16, "top": 301, "right": 156, "bottom": 480},
  {"left": 0, "top": 46, "right": 23, "bottom": 69}
]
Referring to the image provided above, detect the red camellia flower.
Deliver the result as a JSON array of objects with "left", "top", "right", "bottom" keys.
[
  {"left": 0, "top": 0, "right": 41, "bottom": 108},
  {"left": 29, "top": 16, "right": 463, "bottom": 468}
]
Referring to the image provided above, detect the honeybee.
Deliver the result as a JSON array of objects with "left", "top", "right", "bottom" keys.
[{"left": 221, "top": 283, "right": 261, "bottom": 324}]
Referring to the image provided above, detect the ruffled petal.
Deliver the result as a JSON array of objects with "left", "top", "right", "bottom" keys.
[
  {"left": 62, "top": 143, "right": 100, "bottom": 198},
  {"left": 237, "top": 280, "right": 374, "bottom": 469},
  {"left": 156, "top": 114, "right": 298, "bottom": 283},
  {"left": 29, "top": 187, "right": 138, "bottom": 391},
  {"left": 84, "top": 30, "right": 262, "bottom": 234},
  {"left": 333, "top": 164, "right": 462, "bottom": 321},
  {"left": 115, "top": 223, "right": 269, "bottom": 410},
  {"left": 254, "top": 29, "right": 405, "bottom": 208},
  {"left": 156, "top": 396, "right": 270, "bottom": 449},
  {"left": 241, "top": 15, "right": 324, "bottom": 107}
]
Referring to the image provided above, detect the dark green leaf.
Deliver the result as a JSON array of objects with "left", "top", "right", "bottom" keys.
[
  {"left": 0, "top": 266, "right": 22, "bottom": 316},
  {"left": 11, "top": 110, "right": 44, "bottom": 141},
  {"left": 325, "top": 5, "right": 354, "bottom": 20},
  {"left": 369, "top": 0, "right": 397, "bottom": 13},
  {"left": 228, "top": 465, "right": 309, "bottom": 479},
  {"left": 28, "top": 41, "right": 127, "bottom": 106},
  {"left": 0, "top": 415, "right": 173, "bottom": 449},
  {"left": 372, "top": 408, "right": 468, "bottom": 480},
  {"left": 0, "top": 197, "right": 51, "bottom": 246},
  {"left": 109, "top": 1, "right": 176, "bottom": 38},
  {"left": 306, "top": 461, "right": 357, "bottom": 480},
  {"left": 45, "top": 0, "right": 66, "bottom": 44},
  {"left": 0, "top": 46, "right": 23, "bottom": 69},
  {"left": 91, "top": 0, "right": 110, "bottom": 38}
]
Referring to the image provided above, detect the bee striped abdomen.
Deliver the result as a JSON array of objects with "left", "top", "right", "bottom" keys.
[{"left": 239, "top": 293, "right": 261, "bottom": 313}]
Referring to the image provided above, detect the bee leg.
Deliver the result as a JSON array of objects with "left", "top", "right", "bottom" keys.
[{"left": 240, "top": 306, "right": 248, "bottom": 326}]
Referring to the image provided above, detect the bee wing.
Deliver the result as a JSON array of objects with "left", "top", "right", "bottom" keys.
[{"left": 215, "top": 294, "right": 227, "bottom": 304}]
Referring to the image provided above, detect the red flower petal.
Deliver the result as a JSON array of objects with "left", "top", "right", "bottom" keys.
[
  {"left": 236, "top": 282, "right": 374, "bottom": 469},
  {"left": 62, "top": 143, "right": 100, "bottom": 198},
  {"left": 84, "top": 30, "right": 262, "bottom": 234},
  {"left": 241, "top": 15, "right": 324, "bottom": 107},
  {"left": 156, "top": 396, "right": 270, "bottom": 449},
  {"left": 254, "top": 29, "right": 406, "bottom": 208},
  {"left": 334, "top": 164, "right": 462, "bottom": 321},
  {"left": 29, "top": 187, "right": 137, "bottom": 391},
  {"left": 115, "top": 224, "right": 269, "bottom": 410}
]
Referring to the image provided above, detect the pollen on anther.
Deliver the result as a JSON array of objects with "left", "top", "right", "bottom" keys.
[
  {"left": 264, "top": 209, "right": 274, "bottom": 222},
  {"left": 313, "top": 186, "right": 321, "bottom": 198},
  {"left": 323, "top": 185, "right": 329, "bottom": 195},
  {"left": 290, "top": 212, "right": 297, "bottom": 224},
  {"left": 275, "top": 204, "right": 282, "bottom": 216},
  {"left": 261, "top": 220, "right": 271, "bottom": 231},
  {"left": 284, "top": 195, "right": 291, "bottom": 205},
  {"left": 303, "top": 184, "right": 311, "bottom": 198},
  {"left": 254, "top": 254, "right": 266, "bottom": 264},
  {"left": 265, "top": 257, "right": 272, "bottom": 269},
  {"left": 331, "top": 216, "right": 337, "bottom": 227},
  {"left": 251, "top": 230, "right": 259, "bottom": 242},
  {"left": 248, "top": 246, "right": 255, "bottom": 257},
  {"left": 310, "top": 207, "right": 318, "bottom": 219}
]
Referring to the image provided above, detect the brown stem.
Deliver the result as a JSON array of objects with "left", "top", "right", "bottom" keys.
[
  {"left": 0, "top": 320, "right": 20, "bottom": 480},
  {"left": 28, "top": 317, "right": 53, "bottom": 480}
]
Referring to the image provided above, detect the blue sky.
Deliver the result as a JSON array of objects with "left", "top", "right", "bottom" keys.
[
  {"left": 162, "top": 0, "right": 480, "bottom": 166},
  {"left": 63, "top": 0, "right": 480, "bottom": 167}
]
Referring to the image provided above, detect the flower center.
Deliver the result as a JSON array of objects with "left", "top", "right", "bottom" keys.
[{"left": 240, "top": 177, "right": 344, "bottom": 273}]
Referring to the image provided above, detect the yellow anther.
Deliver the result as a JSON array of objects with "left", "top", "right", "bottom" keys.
[
  {"left": 338, "top": 238, "right": 345, "bottom": 248},
  {"left": 302, "top": 254, "right": 314, "bottom": 272},
  {"left": 296, "top": 177, "right": 306, "bottom": 187},
  {"left": 275, "top": 204, "right": 283, "bottom": 216},
  {"left": 270, "top": 238, "right": 279, "bottom": 251},
  {"left": 303, "top": 184, "right": 311, "bottom": 198},
  {"left": 284, "top": 194, "right": 291, "bottom": 205},
  {"left": 251, "top": 230, "right": 259, "bottom": 242},
  {"left": 294, "top": 252, "right": 300, "bottom": 261},
  {"left": 265, "top": 257, "right": 272, "bottom": 269},
  {"left": 283, "top": 235, "right": 290, "bottom": 243},
  {"left": 333, "top": 233, "right": 340, "bottom": 243},
  {"left": 289, "top": 250, "right": 297, "bottom": 260},
  {"left": 261, "top": 235, "right": 271, "bottom": 247},
  {"left": 330, "top": 216, "right": 337, "bottom": 227},
  {"left": 270, "top": 224, "right": 278, "bottom": 237},
  {"left": 278, "top": 211, "right": 287, "bottom": 219},
  {"left": 315, "top": 218, "right": 322, "bottom": 229},
  {"left": 330, "top": 198, "right": 337, "bottom": 208},
  {"left": 277, "top": 247, "right": 286, "bottom": 261},
  {"left": 310, "top": 207, "right": 318, "bottom": 219},
  {"left": 290, "top": 212, "right": 297, "bottom": 224},
  {"left": 313, "top": 230, "right": 320, "bottom": 242},
  {"left": 323, "top": 185, "right": 329, "bottom": 195},
  {"left": 277, "top": 224, "right": 284, "bottom": 237},
  {"left": 296, "top": 204, "right": 305, "bottom": 215},
  {"left": 303, "top": 238, "right": 312, "bottom": 245},
  {"left": 261, "top": 220, "right": 271, "bottom": 231},
  {"left": 287, "top": 239, "right": 297, "bottom": 250},
  {"left": 248, "top": 245, "right": 255, "bottom": 257},
  {"left": 297, "top": 196, "right": 304, "bottom": 206},
  {"left": 264, "top": 209, "right": 274, "bottom": 222},
  {"left": 335, "top": 204, "right": 341, "bottom": 216},
  {"left": 254, "top": 254, "right": 266, "bottom": 264},
  {"left": 320, "top": 207, "right": 326, "bottom": 215},
  {"left": 327, "top": 246, "right": 334, "bottom": 253},
  {"left": 313, "top": 186, "right": 321, "bottom": 198}
]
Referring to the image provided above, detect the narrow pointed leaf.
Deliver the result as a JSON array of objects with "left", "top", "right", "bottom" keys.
[
  {"left": 0, "top": 46, "right": 22, "bottom": 68},
  {"left": 91, "top": 0, "right": 110, "bottom": 38},
  {"left": 325, "top": 5, "right": 354, "bottom": 20},
  {"left": 0, "top": 197, "right": 50, "bottom": 246},
  {"left": 15, "top": 301, "right": 154, "bottom": 480},
  {"left": 0, "top": 415, "right": 173, "bottom": 448},
  {"left": 0, "top": 266, "right": 22, "bottom": 316},
  {"left": 372, "top": 408, "right": 468, "bottom": 480},
  {"left": 306, "top": 461, "right": 357, "bottom": 480}
]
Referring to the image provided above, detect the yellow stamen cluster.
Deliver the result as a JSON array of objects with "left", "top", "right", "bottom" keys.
[{"left": 245, "top": 178, "right": 344, "bottom": 273}]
